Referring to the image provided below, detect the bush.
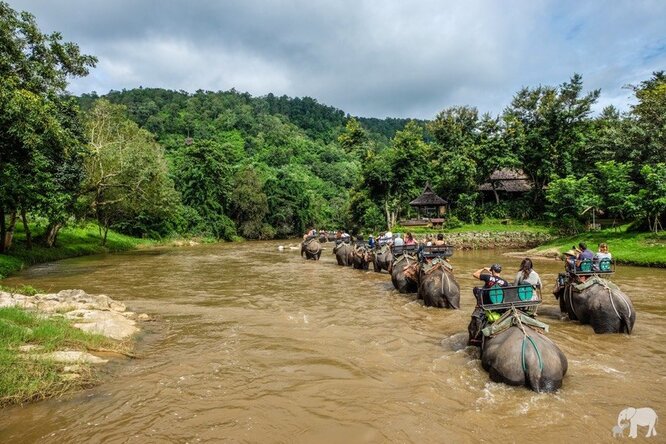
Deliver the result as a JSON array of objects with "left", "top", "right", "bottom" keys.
[{"left": 445, "top": 216, "right": 463, "bottom": 229}]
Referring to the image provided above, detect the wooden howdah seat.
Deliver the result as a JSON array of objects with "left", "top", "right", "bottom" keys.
[
  {"left": 479, "top": 284, "right": 540, "bottom": 311},
  {"left": 420, "top": 245, "right": 454, "bottom": 260},
  {"left": 391, "top": 245, "right": 419, "bottom": 256},
  {"left": 571, "top": 258, "right": 614, "bottom": 275}
]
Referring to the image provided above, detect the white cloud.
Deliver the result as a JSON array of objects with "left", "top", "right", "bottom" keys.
[{"left": 11, "top": 0, "right": 666, "bottom": 118}]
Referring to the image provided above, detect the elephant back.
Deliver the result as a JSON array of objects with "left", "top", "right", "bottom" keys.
[
  {"left": 568, "top": 277, "right": 635, "bottom": 334},
  {"left": 482, "top": 323, "right": 567, "bottom": 393}
]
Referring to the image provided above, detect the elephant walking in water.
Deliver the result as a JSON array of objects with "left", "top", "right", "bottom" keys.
[
  {"left": 333, "top": 242, "right": 353, "bottom": 266},
  {"left": 554, "top": 276, "right": 635, "bottom": 334},
  {"left": 301, "top": 238, "right": 321, "bottom": 260},
  {"left": 372, "top": 245, "right": 393, "bottom": 273},
  {"left": 418, "top": 260, "right": 460, "bottom": 308},
  {"left": 391, "top": 254, "right": 419, "bottom": 293},
  {"left": 481, "top": 316, "right": 568, "bottom": 392},
  {"left": 351, "top": 244, "right": 372, "bottom": 270}
]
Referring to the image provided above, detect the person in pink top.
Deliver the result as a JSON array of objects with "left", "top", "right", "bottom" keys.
[{"left": 404, "top": 232, "right": 416, "bottom": 246}]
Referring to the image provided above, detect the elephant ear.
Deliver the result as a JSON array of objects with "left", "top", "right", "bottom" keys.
[{"left": 625, "top": 407, "right": 637, "bottom": 419}]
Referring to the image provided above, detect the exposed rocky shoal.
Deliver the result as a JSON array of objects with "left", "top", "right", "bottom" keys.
[{"left": 1, "top": 289, "right": 146, "bottom": 367}]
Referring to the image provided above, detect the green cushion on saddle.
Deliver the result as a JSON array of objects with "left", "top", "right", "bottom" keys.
[
  {"left": 488, "top": 285, "right": 504, "bottom": 304},
  {"left": 517, "top": 285, "right": 533, "bottom": 301},
  {"left": 599, "top": 258, "right": 612, "bottom": 272},
  {"left": 485, "top": 310, "right": 501, "bottom": 322},
  {"left": 579, "top": 260, "right": 592, "bottom": 272}
]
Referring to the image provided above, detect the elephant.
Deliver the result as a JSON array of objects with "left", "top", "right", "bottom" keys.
[
  {"left": 554, "top": 277, "right": 635, "bottom": 334},
  {"left": 481, "top": 321, "right": 568, "bottom": 393},
  {"left": 372, "top": 245, "right": 393, "bottom": 273},
  {"left": 301, "top": 239, "right": 321, "bottom": 260},
  {"left": 390, "top": 254, "right": 419, "bottom": 293},
  {"left": 417, "top": 260, "right": 460, "bottom": 309},
  {"left": 333, "top": 242, "right": 353, "bottom": 266},
  {"left": 617, "top": 407, "right": 658, "bottom": 438},
  {"left": 351, "top": 244, "right": 372, "bottom": 270}
]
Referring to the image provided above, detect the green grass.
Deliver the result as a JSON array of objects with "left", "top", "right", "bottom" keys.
[
  {"left": 535, "top": 228, "right": 666, "bottom": 267},
  {"left": 0, "top": 222, "right": 156, "bottom": 279},
  {"left": 0, "top": 306, "right": 122, "bottom": 406}
]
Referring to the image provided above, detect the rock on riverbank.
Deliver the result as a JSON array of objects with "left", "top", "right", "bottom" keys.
[{"left": 0, "top": 289, "right": 140, "bottom": 341}]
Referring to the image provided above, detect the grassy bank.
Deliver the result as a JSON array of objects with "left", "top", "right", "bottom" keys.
[
  {"left": 0, "top": 223, "right": 156, "bottom": 279},
  {"left": 0, "top": 305, "right": 122, "bottom": 407},
  {"left": 533, "top": 228, "right": 666, "bottom": 267}
]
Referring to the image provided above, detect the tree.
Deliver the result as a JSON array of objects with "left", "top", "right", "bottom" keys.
[
  {"left": 0, "top": 2, "right": 96, "bottom": 251},
  {"left": 503, "top": 74, "right": 599, "bottom": 206},
  {"left": 593, "top": 161, "right": 638, "bottom": 223},
  {"left": 626, "top": 72, "right": 666, "bottom": 166},
  {"left": 82, "top": 100, "right": 180, "bottom": 244},
  {"left": 338, "top": 118, "right": 370, "bottom": 155},
  {"left": 171, "top": 138, "right": 236, "bottom": 240},
  {"left": 637, "top": 163, "right": 666, "bottom": 233},
  {"left": 428, "top": 106, "right": 481, "bottom": 206},
  {"left": 545, "top": 175, "right": 601, "bottom": 233},
  {"left": 230, "top": 166, "right": 270, "bottom": 239}
]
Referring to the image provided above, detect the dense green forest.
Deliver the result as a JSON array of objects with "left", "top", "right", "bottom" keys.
[{"left": 0, "top": 2, "right": 665, "bottom": 253}]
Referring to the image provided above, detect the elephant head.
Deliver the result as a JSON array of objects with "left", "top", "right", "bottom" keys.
[{"left": 617, "top": 407, "right": 635, "bottom": 428}]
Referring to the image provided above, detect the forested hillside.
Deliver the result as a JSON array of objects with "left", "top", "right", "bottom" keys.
[{"left": 1, "top": 1, "right": 664, "bottom": 252}]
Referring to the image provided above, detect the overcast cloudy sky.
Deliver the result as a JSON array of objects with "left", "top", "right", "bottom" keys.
[{"left": 9, "top": 0, "right": 666, "bottom": 119}]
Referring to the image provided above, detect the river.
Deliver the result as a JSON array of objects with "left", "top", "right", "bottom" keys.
[{"left": 0, "top": 241, "right": 664, "bottom": 443}]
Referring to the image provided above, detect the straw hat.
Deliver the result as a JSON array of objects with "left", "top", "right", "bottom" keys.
[{"left": 564, "top": 249, "right": 578, "bottom": 257}]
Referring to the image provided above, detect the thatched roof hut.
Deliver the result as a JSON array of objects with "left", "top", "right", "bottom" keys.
[
  {"left": 409, "top": 183, "right": 448, "bottom": 218},
  {"left": 478, "top": 168, "right": 533, "bottom": 193}
]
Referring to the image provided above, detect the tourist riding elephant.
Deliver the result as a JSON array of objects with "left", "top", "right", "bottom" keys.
[
  {"left": 351, "top": 244, "right": 372, "bottom": 270},
  {"left": 481, "top": 321, "right": 568, "bottom": 393},
  {"left": 418, "top": 261, "right": 460, "bottom": 308},
  {"left": 391, "top": 254, "right": 419, "bottom": 293},
  {"left": 333, "top": 242, "right": 353, "bottom": 266},
  {"left": 301, "top": 238, "right": 321, "bottom": 260},
  {"left": 372, "top": 245, "right": 393, "bottom": 273},
  {"left": 554, "top": 277, "right": 635, "bottom": 334},
  {"left": 617, "top": 407, "right": 658, "bottom": 438}
]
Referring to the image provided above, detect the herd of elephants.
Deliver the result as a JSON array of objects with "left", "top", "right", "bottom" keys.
[{"left": 300, "top": 234, "right": 636, "bottom": 394}]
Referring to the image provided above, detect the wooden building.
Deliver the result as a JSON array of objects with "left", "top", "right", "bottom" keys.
[{"left": 402, "top": 183, "right": 448, "bottom": 227}]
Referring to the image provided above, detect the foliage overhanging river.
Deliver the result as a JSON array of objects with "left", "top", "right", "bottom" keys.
[{"left": 1, "top": 241, "right": 665, "bottom": 443}]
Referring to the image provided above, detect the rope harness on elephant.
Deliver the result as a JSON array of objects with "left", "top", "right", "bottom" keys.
[
  {"left": 565, "top": 283, "right": 580, "bottom": 320},
  {"left": 394, "top": 253, "right": 418, "bottom": 271},
  {"left": 570, "top": 276, "right": 632, "bottom": 323},
  {"left": 481, "top": 307, "right": 546, "bottom": 374},
  {"left": 604, "top": 283, "right": 632, "bottom": 323},
  {"left": 514, "top": 308, "right": 544, "bottom": 373}
]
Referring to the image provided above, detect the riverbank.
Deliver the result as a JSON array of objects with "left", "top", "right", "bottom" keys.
[
  {"left": 0, "top": 288, "right": 144, "bottom": 407},
  {"left": 0, "top": 223, "right": 213, "bottom": 279},
  {"left": 2, "top": 221, "right": 664, "bottom": 281},
  {"left": 525, "top": 230, "right": 666, "bottom": 268},
  {"left": 392, "top": 221, "right": 666, "bottom": 267}
]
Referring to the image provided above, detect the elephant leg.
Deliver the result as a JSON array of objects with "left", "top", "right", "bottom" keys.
[{"left": 467, "top": 308, "right": 484, "bottom": 346}]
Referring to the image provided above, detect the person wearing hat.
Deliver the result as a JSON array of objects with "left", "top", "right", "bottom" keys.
[
  {"left": 367, "top": 234, "right": 375, "bottom": 249},
  {"left": 563, "top": 248, "right": 578, "bottom": 272},
  {"left": 468, "top": 264, "right": 510, "bottom": 346}
]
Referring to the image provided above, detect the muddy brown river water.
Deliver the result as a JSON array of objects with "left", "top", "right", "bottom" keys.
[{"left": 0, "top": 241, "right": 664, "bottom": 443}]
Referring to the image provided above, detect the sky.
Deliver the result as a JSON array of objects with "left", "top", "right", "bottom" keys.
[{"left": 9, "top": 0, "right": 666, "bottom": 119}]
